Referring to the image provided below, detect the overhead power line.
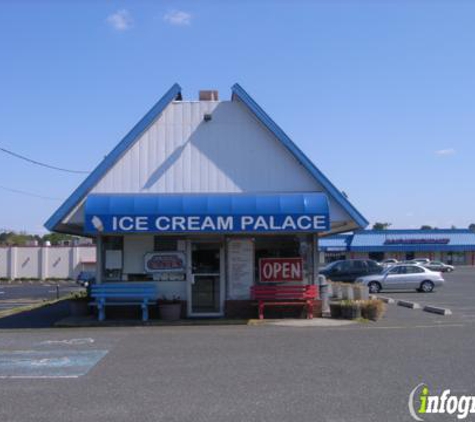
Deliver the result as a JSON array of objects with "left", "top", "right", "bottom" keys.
[
  {"left": 0, "top": 146, "right": 90, "bottom": 174},
  {"left": 0, "top": 184, "right": 62, "bottom": 201}
]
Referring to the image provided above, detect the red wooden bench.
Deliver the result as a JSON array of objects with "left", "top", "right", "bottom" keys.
[{"left": 250, "top": 285, "right": 319, "bottom": 320}]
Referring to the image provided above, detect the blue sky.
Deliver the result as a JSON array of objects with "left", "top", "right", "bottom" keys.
[{"left": 0, "top": 1, "right": 474, "bottom": 233}]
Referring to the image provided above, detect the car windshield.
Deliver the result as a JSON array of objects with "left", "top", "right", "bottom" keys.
[{"left": 321, "top": 261, "right": 340, "bottom": 271}]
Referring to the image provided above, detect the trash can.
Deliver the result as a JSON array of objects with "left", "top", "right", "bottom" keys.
[{"left": 318, "top": 274, "right": 330, "bottom": 315}]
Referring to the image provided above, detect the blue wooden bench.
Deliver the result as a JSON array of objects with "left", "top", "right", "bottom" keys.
[{"left": 90, "top": 283, "right": 159, "bottom": 322}]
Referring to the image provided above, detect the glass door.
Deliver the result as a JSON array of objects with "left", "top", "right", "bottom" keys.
[{"left": 188, "top": 242, "right": 224, "bottom": 316}]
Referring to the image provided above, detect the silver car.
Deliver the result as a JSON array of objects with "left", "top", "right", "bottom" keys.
[
  {"left": 424, "top": 260, "right": 455, "bottom": 273},
  {"left": 408, "top": 258, "right": 431, "bottom": 266},
  {"left": 355, "top": 264, "right": 445, "bottom": 293}
]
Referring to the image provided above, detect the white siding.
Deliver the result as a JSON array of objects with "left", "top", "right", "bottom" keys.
[
  {"left": 0, "top": 248, "right": 8, "bottom": 278},
  {"left": 91, "top": 100, "right": 350, "bottom": 223},
  {"left": 93, "top": 101, "right": 314, "bottom": 193},
  {"left": 123, "top": 235, "right": 153, "bottom": 275}
]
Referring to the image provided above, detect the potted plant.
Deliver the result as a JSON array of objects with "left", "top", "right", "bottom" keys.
[
  {"left": 331, "top": 282, "right": 343, "bottom": 300},
  {"left": 353, "top": 284, "right": 369, "bottom": 301},
  {"left": 69, "top": 291, "right": 90, "bottom": 317},
  {"left": 158, "top": 295, "right": 182, "bottom": 321},
  {"left": 340, "top": 300, "right": 361, "bottom": 320},
  {"left": 361, "top": 299, "right": 386, "bottom": 321},
  {"left": 341, "top": 284, "right": 354, "bottom": 300},
  {"left": 329, "top": 301, "right": 342, "bottom": 319}
]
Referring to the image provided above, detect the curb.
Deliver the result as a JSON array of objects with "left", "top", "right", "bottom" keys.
[
  {"left": 397, "top": 300, "right": 421, "bottom": 309},
  {"left": 0, "top": 296, "right": 72, "bottom": 319},
  {"left": 376, "top": 296, "right": 395, "bottom": 304},
  {"left": 56, "top": 317, "right": 250, "bottom": 328},
  {"left": 423, "top": 305, "right": 452, "bottom": 316}
]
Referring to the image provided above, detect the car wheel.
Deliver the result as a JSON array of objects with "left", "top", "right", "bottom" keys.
[
  {"left": 368, "top": 281, "right": 381, "bottom": 294},
  {"left": 446, "top": 268, "right": 453, "bottom": 273},
  {"left": 420, "top": 280, "right": 434, "bottom": 293}
]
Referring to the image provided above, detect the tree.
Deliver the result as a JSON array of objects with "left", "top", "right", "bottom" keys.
[
  {"left": 42, "top": 233, "right": 76, "bottom": 245},
  {"left": 420, "top": 225, "right": 433, "bottom": 230},
  {"left": 0, "top": 230, "right": 78, "bottom": 246},
  {"left": 469, "top": 224, "right": 475, "bottom": 232},
  {"left": 372, "top": 222, "right": 392, "bottom": 230}
]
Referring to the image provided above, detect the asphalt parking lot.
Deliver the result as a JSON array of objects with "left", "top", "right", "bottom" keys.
[
  {"left": 0, "top": 281, "right": 81, "bottom": 311},
  {"left": 0, "top": 270, "right": 474, "bottom": 422},
  {"left": 376, "top": 266, "right": 475, "bottom": 325}
]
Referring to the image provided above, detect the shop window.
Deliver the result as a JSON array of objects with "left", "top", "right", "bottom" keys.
[
  {"left": 254, "top": 235, "right": 312, "bottom": 284},
  {"left": 368, "top": 252, "right": 384, "bottom": 262},
  {"left": 325, "top": 253, "right": 347, "bottom": 263},
  {"left": 446, "top": 252, "right": 466, "bottom": 265},
  {"left": 154, "top": 237, "right": 178, "bottom": 252},
  {"left": 151, "top": 237, "right": 186, "bottom": 282},
  {"left": 102, "top": 236, "right": 123, "bottom": 281}
]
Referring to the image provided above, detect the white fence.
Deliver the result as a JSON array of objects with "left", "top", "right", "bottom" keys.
[{"left": 0, "top": 246, "right": 96, "bottom": 280}]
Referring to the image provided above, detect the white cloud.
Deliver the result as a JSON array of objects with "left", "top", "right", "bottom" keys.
[
  {"left": 107, "top": 9, "right": 133, "bottom": 31},
  {"left": 435, "top": 148, "right": 456, "bottom": 156},
  {"left": 163, "top": 10, "right": 192, "bottom": 26}
]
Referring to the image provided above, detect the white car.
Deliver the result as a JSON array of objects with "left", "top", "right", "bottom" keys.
[
  {"left": 408, "top": 258, "right": 431, "bottom": 266},
  {"left": 381, "top": 258, "right": 398, "bottom": 268},
  {"left": 355, "top": 264, "right": 445, "bottom": 293}
]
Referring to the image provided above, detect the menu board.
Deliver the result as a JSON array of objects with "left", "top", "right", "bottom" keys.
[{"left": 227, "top": 238, "right": 254, "bottom": 299}]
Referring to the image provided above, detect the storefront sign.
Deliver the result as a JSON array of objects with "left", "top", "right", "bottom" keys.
[
  {"left": 384, "top": 238, "right": 450, "bottom": 245},
  {"left": 144, "top": 252, "right": 186, "bottom": 273},
  {"left": 259, "top": 258, "right": 303, "bottom": 283},
  {"left": 86, "top": 214, "right": 328, "bottom": 234}
]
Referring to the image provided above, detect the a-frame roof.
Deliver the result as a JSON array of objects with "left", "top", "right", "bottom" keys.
[
  {"left": 45, "top": 83, "right": 182, "bottom": 232},
  {"left": 45, "top": 83, "right": 368, "bottom": 232},
  {"left": 231, "top": 83, "right": 368, "bottom": 229}
]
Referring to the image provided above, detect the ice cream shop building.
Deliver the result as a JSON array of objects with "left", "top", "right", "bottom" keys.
[{"left": 45, "top": 84, "right": 367, "bottom": 318}]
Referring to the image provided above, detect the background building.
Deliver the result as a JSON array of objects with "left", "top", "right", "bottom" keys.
[{"left": 320, "top": 229, "right": 475, "bottom": 265}]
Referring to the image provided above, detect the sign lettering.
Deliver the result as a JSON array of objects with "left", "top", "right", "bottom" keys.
[
  {"left": 86, "top": 214, "right": 329, "bottom": 234},
  {"left": 259, "top": 258, "right": 304, "bottom": 283}
]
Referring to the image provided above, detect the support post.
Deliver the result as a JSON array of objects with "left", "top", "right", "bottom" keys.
[
  {"left": 40, "top": 246, "right": 48, "bottom": 280},
  {"left": 8, "top": 247, "right": 17, "bottom": 281},
  {"left": 96, "top": 236, "right": 102, "bottom": 284}
]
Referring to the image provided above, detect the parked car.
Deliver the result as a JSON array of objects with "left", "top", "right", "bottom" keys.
[
  {"left": 319, "top": 259, "right": 383, "bottom": 283},
  {"left": 408, "top": 258, "right": 431, "bottom": 266},
  {"left": 355, "top": 264, "right": 445, "bottom": 293},
  {"left": 424, "top": 260, "right": 455, "bottom": 273},
  {"left": 76, "top": 271, "right": 95, "bottom": 287},
  {"left": 381, "top": 258, "right": 399, "bottom": 268}
]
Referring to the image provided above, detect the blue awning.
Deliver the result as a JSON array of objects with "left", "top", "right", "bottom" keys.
[
  {"left": 319, "top": 234, "right": 353, "bottom": 252},
  {"left": 84, "top": 193, "right": 330, "bottom": 234}
]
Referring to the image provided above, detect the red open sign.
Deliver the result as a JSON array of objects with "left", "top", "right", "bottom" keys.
[{"left": 259, "top": 258, "right": 303, "bottom": 283}]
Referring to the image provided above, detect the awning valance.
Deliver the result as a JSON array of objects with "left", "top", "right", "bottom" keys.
[{"left": 84, "top": 193, "right": 329, "bottom": 234}]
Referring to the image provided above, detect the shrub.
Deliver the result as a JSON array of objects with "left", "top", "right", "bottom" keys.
[
  {"left": 340, "top": 300, "right": 362, "bottom": 319},
  {"left": 329, "top": 302, "right": 342, "bottom": 319},
  {"left": 361, "top": 299, "right": 386, "bottom": 321}
]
